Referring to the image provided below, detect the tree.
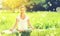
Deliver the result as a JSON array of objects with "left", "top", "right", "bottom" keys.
[{"left": 2, "top": 0, "right": 31, "bottom": 12}]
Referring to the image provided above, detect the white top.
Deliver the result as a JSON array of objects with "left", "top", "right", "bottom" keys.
[{"left": 17, "top": 15, "right": 29, "bottom": 30}]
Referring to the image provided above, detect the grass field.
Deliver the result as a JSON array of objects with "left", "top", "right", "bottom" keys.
[{"left": 0, "top": 11, "right": 60, "bottom": 36}]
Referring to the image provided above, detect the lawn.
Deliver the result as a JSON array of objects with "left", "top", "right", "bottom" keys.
[{"left": 0, "top": 11, "right": 60, "bottom": 36}]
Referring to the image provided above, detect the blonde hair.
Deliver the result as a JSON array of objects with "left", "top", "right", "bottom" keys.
[
  {"left": 19, "top": 5, "right": 26, "bottom": 13},
  {"left": 21, "top": 5, "right": 26, "bottom": 10}
]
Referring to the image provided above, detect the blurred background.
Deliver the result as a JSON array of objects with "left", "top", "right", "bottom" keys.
[
  {"left": 0, "top": 0, "right": 60, "bottom": 12},
  {"left": 0, "top": 0, "right": 60, "bottom": 36}
]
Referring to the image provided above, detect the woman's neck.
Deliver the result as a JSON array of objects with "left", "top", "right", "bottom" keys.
[{"left": 20, "top": 14, "right": 25, "bottom": 19}]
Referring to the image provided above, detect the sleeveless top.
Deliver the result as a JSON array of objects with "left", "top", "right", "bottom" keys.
[{"left": 16, "top": 15, "right": 29, "bottom": 31}]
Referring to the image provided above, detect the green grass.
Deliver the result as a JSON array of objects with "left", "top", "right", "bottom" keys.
[{"left": 0, "top": 11, "right": 60, "bottom": 36}]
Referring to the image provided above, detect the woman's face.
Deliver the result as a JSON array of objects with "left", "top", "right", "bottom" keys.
[{"left": 20, "top": 5, "right": 26, "bottom": 14}]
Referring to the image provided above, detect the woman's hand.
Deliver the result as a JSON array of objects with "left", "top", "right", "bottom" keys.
[
  {"left": 10, "top": 28, "right": 13, "bottom": 32},
  {"left": 17, "top": 29, "right": 25, "bottom": 32}
]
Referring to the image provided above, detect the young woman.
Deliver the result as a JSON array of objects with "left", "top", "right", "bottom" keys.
[{"left": 10, "top": 5, "right": 34, "bottom": 36}]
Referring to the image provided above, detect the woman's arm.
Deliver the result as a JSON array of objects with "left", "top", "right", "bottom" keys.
[
  {"left": 10, "top": 18, "right": 18, "bottom": 31},
  {"left": 27, "top": 19, "right": 34, "bottom": 30}
]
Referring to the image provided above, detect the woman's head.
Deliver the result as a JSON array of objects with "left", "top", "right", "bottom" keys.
[
  {"left": 19, "top": 5, "right": 26, "bottom": 17},
  {"left": 20, "top": 5, "right": 26, "bottom": 14}
]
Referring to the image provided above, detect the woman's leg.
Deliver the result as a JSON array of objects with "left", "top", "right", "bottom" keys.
[
  {"left": 15, "top": 32, "right": 19, "bottom": 36},
  {"left": 21, "top": 31, "right": 31, "bottom": 36},
  {"left": 25, "top": 31, "right": 30, "bottom": 36},
  {"left": 21, "top": 32, "right": 26, "bottom": 36},
  {"left": 14, "top": 29, "right": 19, "bottom": 36}
]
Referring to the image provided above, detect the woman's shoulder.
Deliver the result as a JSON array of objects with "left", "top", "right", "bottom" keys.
[{"left": 25, "top": 15, "right": 29, "bottom": 20}]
